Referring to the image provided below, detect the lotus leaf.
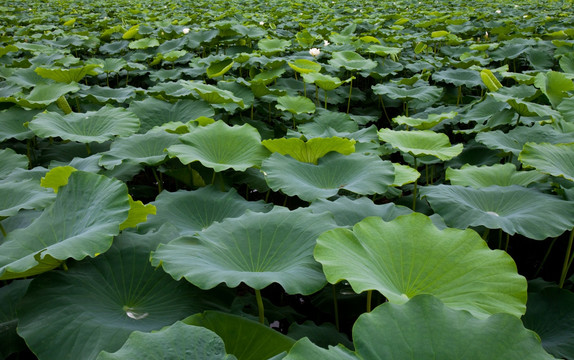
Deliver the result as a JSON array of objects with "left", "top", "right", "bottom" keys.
[
  {"left": 519, "top": 142, "right": 574, "bottom": 181},
  {"left": 257, "top": 38, "right": 291, "bottom": 55},
  {"left": 40, "top": 165, "right": 77, "bottom": 193},
  {"left": 207, "top": 58, "right": 234, "bottom": 78},
  {"left": 432, "top": 68, "right": 483, "bottom": 88},
  {"left": 378, "top": 128, "right": 463, "bottom": 161},
  {"left": 288, "top": 59, "right": 321, "bottom": 74},
  {"left": 276, "top": 95, "right": 316, "bottom": 115},
  {"left": 0, "top": 279, "right": 31, "bottom": 359},
  {"left": 129, "top": 98, "right": 215, "bottom": 133},
  {"left": 138, "top": 186, "right": 270, "bottom": 236},
  {"left": 183, "top": 311, "right": 296, "bottom": 360},
  {"left": 328, "top": 51, "right": 377, "bottom": 71},
  {"left": 490, "top": 92, "right": 561, "bottom": 119},
  {"left": 17, "top": 229, "right": 219, "bottom": 360},
  {"left": 261, "top": 152, "right": 395, "bottom": 202},
  {"left": 128, "top": 37, "right": 160, "bottom": 49},
  {"left": 391, "top": 111, "right": 457, "bottom": 130},
  {"left": 392, "top": 162, "right": 421, "bottom": 186},
  {"left": 314, "top": 213, "right": 527, "bottom": 318},
  {"left": 181, "top": 81, "right": 245, "bottom": 107},
  {"left": 28, "top": 105, "right": 140, "bottom": 143},
  {"left": 261, "top": 137, "right": 356, "bottom": 164},
  {"left": 372, "top": 83, "right": 443, "bottom": 109},
  {"left": 168, "top": 121, "right": 270, "bottom": 172},
  {"left": 34, "top": 64, "right": 101, "bottom": 83},
  {"left": 151, "top": 207, "right": 337, "bottom": 295},
  {"left": 119, "top": 195, "right": 156, "bottom": 231},
  {"left": 420, "top": 184, "right": 574, "bottom": 240},
  {"left": 0, "top": 179, "right": 55, "bottom": 218},
  {"left": 0, "top": 171, "right": 130, "bottom": 279},
  {"left": 0, "top": 148, "right": 28, "bottom": 179},
  {"left": 0, "top": 107, "right": 38, "bottom": 141},
  {"left": 97, "top": 321, "right": 236, "bottom": 360},
  {"left": 77, "top": 85, "right": 137, "bottom": 103},
  {"left": 24, "top": 82, "right": 80, "bottom": 106},
  {"left": 446, "top": 163, "right": 546, "bottom": 188}
]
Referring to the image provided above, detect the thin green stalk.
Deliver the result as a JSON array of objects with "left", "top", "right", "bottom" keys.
[
  {"left": 534, "top": 237, "right": 557, "bottom": 278},
  {"left": 255, "top": 289, "right": 265, "bottom": 324},
  {"left": 264, "top": 190, "right": 270, "bottom": 203},
  {"left": 85, "top": 143, "right": 92, "bottom": 156},
  {"left": 457, "top": 85, "right": 462, "bottom": 106},
  {"left": 0, "top": 222, "right": 7, "bottom": 237},
  {"left": 332, "top": 284, "right": 340, "bottom": 331},
  {"left": 56, "top": 95, "right": 73, "bottom": 114},
  {"left": 559, "top": 229, "right": 574, "bottom": 288},
  {"left": 346, "top": 78, "right": 353, "bottom": 114},
  {"left": 498, "top": 229, "right": 503, "bottom": 249},
  {"left": 379, "top": 95, "right": 390, "bottom": 125},
  {"left": 482, "top": 228, "right": 490, "bottom": 241},
  {"left": 211, "top": 171, "right": 216, "bottom": 185},
  {"left": 505, "top": 233, "right": 510, "bottom": 252},
  {"left": 151, "top": 167, "right": 163, "bottom": 193},
  {"left": 366, "top": 290, "right": 373, "bottom": 313}
]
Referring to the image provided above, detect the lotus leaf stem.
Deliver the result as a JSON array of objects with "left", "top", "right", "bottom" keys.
[
  {"left": 151, "top": 167, "right": 163, "bottom": 193},
  {"left": 534, "top": 237, "right": 557, "bottom": 278},
  {"left": 332, "top": 284, "right": 340, "bottom": 331},
  {"left": 504, "top": 233, "right": 510, "bottom": 252},
  {"left": 85, "top": 143, "right": 91, "bottom": 156},
  {"left": 346, "top": 78, "right": 353, "bottom": 114},
  {"left": 366, "top": 290, "right": 372, "bottom": 313},
  {"left": 457, "top": 85, "right": 462, "bottom": 106},
  {"left": 482, "top": 228, "right": 490, "bottom": 241},
  {"left": 0, "top": 222, "right": 6, "bottom": 237},
  {"left": 559, "top": 229, "right": 574, "bottom": 288},
  {"left": 55, "top": 95, "right": 73, "bottom": 115},
  {"left": 255, "top": 289, "right": 265, "bottom": 324}
]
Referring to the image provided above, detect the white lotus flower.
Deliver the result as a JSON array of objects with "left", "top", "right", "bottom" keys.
[
  {"left": 259, "top": 21, "right": 265, "bottom": 25},
  {"left": 309, "top": 48, "right": 320, "bottom": 57},
  {"left": 495, "top": 9, "right": 501, "bottom": 13},
  {"left": 182, "top": 27, "right": 190, "bottom": 34},
  {"left": 324, "top": 40, "right": 330, "bottom": 46},
  {"left": 485, "top": 31, "right": 489, "bottom": 38}
]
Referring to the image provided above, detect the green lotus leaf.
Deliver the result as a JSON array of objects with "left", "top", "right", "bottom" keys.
[
  {"left": 207, "top": 58, "right": 234, "bottom": 78},
  {"left": 288, "top": 59, "right": 321, "bottom": 74},
  {"left": 28, "top": 105, "right": 140, "bottom": 143},
  {"left": 480, "top": 69, "right": 503, "bottom": 92},
  {"left": 99, "top": 130, "right": 180, "bottom": 169},
  {"left": 314, "top": 213, "right": 527, "bottom": 318},
  {"left": 475, "top": 125, "right": 574, "bottom": 156},
  {"left": 0, "top": 279, "right": 31, "bottom": 359},
  {"left": 97, "top": 321, "right": 236, "bottom": 360},
  {"left": 0, "top": 148, "right": 28, "bottom": 179},
  {"left": 129, "top": 98, "right": 214, "bottom": 133},
  {"left": 261, "top": 152, "right": 395, "bottom": 202},
  {"left": 308, "top": 196, "right": 412, "bottom": 227},
  {"left": 261, "top": 137, "right": 356, "bottom": 164},
  {"left": 328, "top": 51, "right": 377, "bottom": 71},
  {"left": 432, "top": 68, "right": 483, "bottom": 88},
  {"left": 519, "top": 142, "right": 574, "bottom": 181},
  {"left": 276, "top": 95, "right": 316, "bottom": 115},
  {"left": 392, "top": 162, "right": 421, "bottom": 186},
  {"left": 167, "top": 121, "right": 270, "bottom": 172},
  {"left": 128, "top": 37, "right": 160, "bottom": 49},
  {"left": 0, "top": 179, "right": 55, "bottom": 218},
  {"left": 183, "top": 311, "right": 296, "bottom": 360},
  {"left": 250, "top": 68, "right": 286, "bottom": 86},
  {"left": 522, "top": 287, "right": 574, "bottom": 359},
  {"left": 18, "top": 229, "right": 219, "bottom": 360},
  {"left": 366, "top": 44, "right": 402, "bottom": 58},
  {"left": 378, "top": 129, "right": 463, "bottom": 161},
  {"left": 490, "top": 92, "right": 561, "bottom": 119},
  {"left": 181, "top": 81, "right": 245, "bottom": 107},
  {"left": 0, "top": 107, "right": 38, "bottom": 141},
  {"left": 34, "top": 64, "right": 102, "bottom": 83},
  {"left": 300, "top": 73, "right": 347, "bottom": 91},
  {"left": 372, "top": 83, "right": 443, "bottom": 109},
  {"left": 420, "top": 184, "right": 574, "bottom": 240},
  {"left": 25, "top": 82, "right": 80, "bottom": 105},
  {"left": 446, "top": 163, "right": 546, "bottom": 188},
  {"left": 392, "top": 111, "right": 457, "bottom": 130},
  {"left": 257, "top": 38, "right": 291, "bottom": 55},
  {"left": 0, "top": 171, "right": 130, "bottom": 279},
  {"left": 77, "top": 85, "right": 137, "bottom": 103},
  {"left": 534, "top": 71, "right": 574, "bottom": 108},
  {"left": 151, "top": 207, "right": 337, "bottom": 295},
  {"left": 119, "top": 195, "right": 156, "bottom": 231},
  {"left": 138, "top": 186, "right": 270, "bottom": 236},
  {"left": 283, "top": 337, "right": 357, "bottom": 360},
  {"left": 40, "top": 165, "right": 77, "bottom": 193}
]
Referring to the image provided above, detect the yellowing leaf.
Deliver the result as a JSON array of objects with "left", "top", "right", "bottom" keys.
[
  {"left": 262, "top": 137, "right": 356, "bottom": 164},
  {"left": 119, "top": 195, "right": 157, "bottom": 230},
  {"left": 480, "top": 69, "right": 503, "bottom": 92},
  {"left": 40, "top": 166, "right": 77, "bottom": 193}
]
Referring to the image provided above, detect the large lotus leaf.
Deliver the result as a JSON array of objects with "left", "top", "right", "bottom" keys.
[
  {"left": 391, "top": 111, "right": 457, "bottom": 130},
  {"left": 0, "top": 171, "right": 130, "bottom": 279},
  {"left": 378, "top": 129, "right": 463, "bottom": 161},
  {"left": 314, "top": 213, "right": 527, "bottom": 318},
  {"left": 129, "top": 38, "right": 160, "bottom": 49},
  {"left": 151, "top": 207, "right": 337, "bottom": 295},
  {"left": 97, "top": 321, "right": 236, "bottom": 360},
  {"left": 167, "top": 121, "right": 270, "bottom": 172},
  {"left": 0, "top": 179, "right": 55, "bottom": 218},
  {"left": 261, "top": 152, "right": 395, "bottom": 202},
  {"left": 372, "top": 83, "right": 443, "bottom": 109},
  {"left": 183, "top": 311, "right": 296, "bottom": 360},
  {"left": 0, "top": 107, "right": 38, "bottom": 141},
  {"left": 300, "top": 73, "right": 346, "bottom": 91},
  {"left": 17, "top": 229, "right": 219, "bottom": 360},
  {"left": 34, "top": 64, "right": 101, "bottom": 83},
  {"left": 0, "top": 279, "right": 31, "bottom": 359},
  {"left": 129, "top": 98, "right": 215, "bottom": 133},
  {"left": 261, "top": 137, "right": 356, "bottom": 164},
  {"left": 77, "top": 85, "right": 137, "bottom": 103},
  {"left": 432, "top": 68, "right": 483, "bottom": 88},
  {"left": 28, "top": 105, "right": 140, "bottom": 143},
  {"left": 257, "top": 38, "right": 291, "bottom": 55},
  {"left": 519, "top": 142, "right": 574, "bottom": 182},
  {"left": 308, "top": 196, "right": 412, "bottom": 227},
  {"left": 475, "top": 125, "right": 574, "bottom": 156},
  {"left": 24, "top": 82, "right": 80, "bottom": 106},
  {"left": 522, "top": 287, "right": 574, "bottom": 359},
  {"left": 138, "top": 186, "right": 271, "bottom": 236},
  {"left": 534, "top": 71, "right": 574, "bottom": 108},
  {"left": 288, "top": 59, "right": 321, "bottom": 74},
  {"left": 181, "top": 81, "right": 245, "bottom": 107},
  {"left": 490, "top": 92, "right": 561, "bottom": 119},
  {"left": 446, "top": 163, "right": 546, "bottom": 188},
  {"left": 99, "top": 130, "right": 180, "bottom": 169},
  {"left": 276, "top": 96, "right": 316, "bottom": 115},
  {"left": 207, "top": 58, "right": 234, "bottom": 78},
  {"left": 329, "top": 51, "right": 377, "bottom": 71},
  {"left": 0, "top": 148, "right": 28, "bottom": 179},
  {"left": 420, "top": 185, "right": 574, "bottom": 240}
]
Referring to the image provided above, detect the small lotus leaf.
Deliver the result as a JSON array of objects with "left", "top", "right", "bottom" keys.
[
  {"left": 262, "top": 137, "right": 356, "bottom": 164},
  {"left": 446, "top": 163, "right": 546, "bottom": 188},
  {"left": 128, "top": 38, "right": 160, "bottom": 49},
  {"left": 40, "top": 166, "right": 77, "bottom": 193},
  {"left": 167, "top": 121, "right": 270, "bottom": 172},
  {"left": 372, "top": 83, "right": 443, "bottom": 109},
  {"left": 392, "top": 111, "right": 457, "bottom": 130},
  {"left": 288, "top": 59, "right": 321, "bottom": 74},
  {"left": 97, "top": 321, "right": 235, "bottom": 360},
  {"left": 151, "top": 207, "right": 337, "bottom": 295},
  {"left": 314, "top": 213, "right": 527, "bottom": 318},
  {"left": 261, "top": 152, "right": 395, "bottom": 202},
  {"left": 119, "top": 195, "right": 156, "bottom": 231},
  {"left": 276, "top": 95, "right": 316, "bottom": 115},
  {"left": 329, "top": 51, "right": 377, "bottom": 71},
  {"left": 181, "top": 81, "right": 245, "bottom": 107},
  {"left": 300, "top": 73, "right": 347, "bottom": 91},
  {"left": 207, "top": 58, "right": 234, "bottom": 78},
  {"left": 519, "top": 142, "right": 574, "bottom": 181},
  {"left": 420, "top": 184, "right": 574, "bottom": 240},
  {"left": 28, "top": 105, "right": 140, "bottom": 143},
  {"left": 257, "top": 38, "right": 291, "bottom": 55},
  {"left": 378, "top": 128, "right": 463, "bottom": 161},
  {"left": 392, "top": 162, "right": 421, "bottom": 186}
]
